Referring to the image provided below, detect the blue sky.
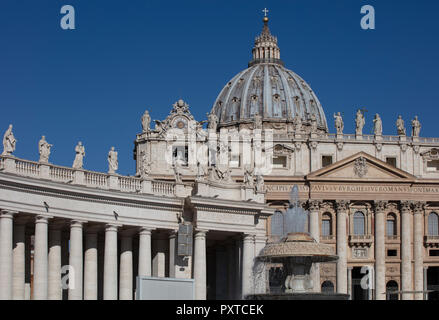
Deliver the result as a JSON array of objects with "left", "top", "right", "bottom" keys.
[{"left": 1, "top": 0, "right": 438, "bottom": 175}]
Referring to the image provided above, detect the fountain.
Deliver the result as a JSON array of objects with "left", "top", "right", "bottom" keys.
[{"left": 247, "top": 186, "right": 349, "bottom": 300}]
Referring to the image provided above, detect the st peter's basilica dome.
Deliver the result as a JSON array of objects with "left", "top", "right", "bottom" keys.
[{"left": 210, "top": 17, "right": 328, "bottom": 132}]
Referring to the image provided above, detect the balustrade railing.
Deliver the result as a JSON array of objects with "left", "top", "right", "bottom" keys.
[
  {"left": 15, "top": 159, "right": 40, "bottom": 176},
  {"left": 152, "top": 180, "right": 175, "bottom": 195},
  {"left": 0, "top": 156, "right": 178, "bottom": 197},
  {"left": 119, "top": 176, "right": 142, "bottom": 192},
  {"left": 50, "top": 166, "right": 74, "bottom": 182}
]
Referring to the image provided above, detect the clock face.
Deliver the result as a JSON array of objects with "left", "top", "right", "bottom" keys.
[{"left": 173, "top": 117, "right": 187, "bottom": 129}]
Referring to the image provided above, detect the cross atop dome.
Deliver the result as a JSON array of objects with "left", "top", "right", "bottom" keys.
[{"left": 249, "top": 10, "right": 283, "bottom": 67}]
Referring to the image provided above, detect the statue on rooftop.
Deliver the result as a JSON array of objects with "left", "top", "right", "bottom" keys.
[
  {"left": 38, "top": 135, "right": 52, "bottom": 163},
  {"left": 355, "top": 109, "right": 365, "bottom": 136},
  {"left": 108, "top": 146, "right": 118, "bottom": 174},
  {"left": 207, "top": 112, "right": 218, "bottom": 131},
  {"left": 73, "top": 142, "right": 85, "bottom": 169},
  {"left": 373, "top": 114, "right": 382, "bottom": 136},
  {"left": 412, "top": 116, "right": 421, "bottom": 137},
  {"left": 141, "top": 110, "right": 151, "bottom": 133},
  {"left": 334, "top": 112, "right": 344, "bottom": 135},
  {"left": 2, "top": 124, "right": 16, "bottom": 156},
  {"left": 396, "top": 115, "right": 406, "bottom": 136}
]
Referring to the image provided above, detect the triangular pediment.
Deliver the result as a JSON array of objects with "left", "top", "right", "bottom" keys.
[{"left": 307, "top": 152, "right": 416, "bottom": 182}]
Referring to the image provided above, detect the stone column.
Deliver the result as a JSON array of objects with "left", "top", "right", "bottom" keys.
[
  {"left": 12, "top": 220, "right": 25, "bottom": 300},
  {"left": 254, "top": 236, "right": 267, "bottom": 295},
  {"left": 374, "top": 201, "right": 387, "bottom": 300},
  {"left": 48, "top": 226, "right": 62, "bottom": 300},
  {"left": 400, "top": 201, "right": 413, "bottom": 300},
  {"left": 234, "top": 238, "right": 242, "bottom": 299},
  {"left": 33, "top": 215, "right": 50, "bottom": 300},
  {"left": 226, "top": 243, "right": 235, "bottom": 299},
  {"left": 138, "top": 228, "right": 152, "bottom": 277},
  {"left": 336, "top": 200, "right": 349, "bottom": 294},
  {"left": 193, "top": 230, "right": 207, "bottom": 300},
  {"left": 24, "top": 232, "right": 31, "bottom": 300},
  {"left": 347, "top": 267, "right": 353, "bottom": 300},
  {"left": 69, "top": 220, "right": 84, "bottom": 300},
  {"left": 119, "top": 235, "right": 133, "bottom": 300},
  {"left": 61, "top": 231, "right": 69, "bottom": 300},
  {"left": 0, "top": 211, "right": 14, "bottom": 300},
  {"left": 423, "top": 267, "right": 428, "bottom": 300},
  {"left": 84, "top": 231, "right": 98, "bottom": 300},
  {"left": 103, "top": 224, "right": 118, "bottom": 300},
  {"left": 152, "top": 238, "right": 167, "bottom": 278},
  {"left": 413, "top": 202, "right": 425, "bottom": 300},
  {"left": 309, "top": 200, "right": 321, "bottom": 292},
  {"left": 242, "top": 234, "right": 255, "bottom": 298}
]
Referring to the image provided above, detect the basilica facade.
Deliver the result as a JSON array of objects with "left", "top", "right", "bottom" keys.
[{"left": 1, "top": 16, "right": 439, "bottom": 300}]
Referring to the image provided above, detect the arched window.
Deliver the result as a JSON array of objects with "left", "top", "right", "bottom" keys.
[
  {"left": 386, "top": 213, "right": 397, "bottom": 237},
  {"left": 386, "top": 281, "right": 399, "bottom": 300},
  {"left": 428, "top": 212, "right": 439, "bottom": 236},
  {"left": 321, "top": 281, "right": 335, "bottom": 293},
  {"left": 321, "top": 213, "right": 332, "bottom": 237},
  {"left": 353, "top": 211, "right": 365, "bottom": 235}
]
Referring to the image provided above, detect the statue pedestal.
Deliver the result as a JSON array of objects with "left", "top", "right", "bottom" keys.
[
  {"left": 108, "top": 175, "right": 119, "bottom": 190},
  {"left": 399, "top": 135, "right": 407, "bottom": 142},
  {"left": 141, "top": 179, "right": 152, "bottom": 194},
  {"left": 3, "top": 156, "right": 16, "bottom": 174},
  {"left": 40, "top": 164, "right": 50, "bottom": 179},
  {"left": 73, "top": 170, "right": 85, "bottom": 185},
  {"left": 336, "top": 134, "right": 343, "bottom": 140},
  {"left": 374, "top": 135, "right": 382, "bottom": 141},
  {"left": 356, "top": 134, "right": 363, "bottom": 140},
  {"left": 413, "top": 137, "right": 419, "bottom": 142}
]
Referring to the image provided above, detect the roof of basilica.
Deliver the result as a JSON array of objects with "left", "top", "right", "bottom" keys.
[{"left": 210, "top": 17, "right": 328, "bottom": 131}]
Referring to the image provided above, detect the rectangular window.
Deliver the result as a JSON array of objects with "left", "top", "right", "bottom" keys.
[
  {"left": 273, "top": 155, "right": 287, "bottom": 168},
  {"left": 427, "top": 160, "right": 439, "bottom": 172},
  {"left": 386, "top": 157, "right": 397, "bottom": 167},
  {"left": 322, "top": 220, "right": 331, "bottom": 236},
  {"left": 322, "top": 156, "right": 333, "bottom": 168},
  {"left": 386, "top": 220, "right": 396, "bottom": 236},
  {"left": 172, "top": 146, "right": 188, "bottom": 166},
  {"left": 387, "top": 249, "right": 397, "bottom": 257},
  {"left": 429, "top": 250, "right": 439, "bottom": 257}
]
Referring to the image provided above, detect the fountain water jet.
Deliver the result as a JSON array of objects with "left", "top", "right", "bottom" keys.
[{"left": 247, "top": 186, "right": 349, "bottom": 300}]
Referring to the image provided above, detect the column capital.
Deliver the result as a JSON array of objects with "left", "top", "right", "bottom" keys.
[
  {"left": 243, "top": 233, "right": 255, "bottom": 242},
  {"left": 35, "top": 215, "right": 53, "bottom": 224},
  {"left": 374, "top": 200, "right": 388, "bottom": 213},
  {"left": 413, "top": 202, "right": 426, "bottom": 215},
  {"left": 70, "top": 220, "right": 87, "bottom": 228},
  {"left": 105, "top": 224, "right": 120, "bottom": 232},
  {"left": 138, "top": 227, "right": 154, "bottom": 235},
  {"left": 400, "top": 201, "right": 413, "bottom": 214},
  {"left": 194, "top": 229, "right": 208, "bottom": 238},
  {"left": 0, "top": 210, "right": 17, "bottom": 219},
  {"left": 335, "top": 200, "right": 349, "bottom": 212},
  {"left": 308, "top": 200, "right": 321, "bottom": 212}
]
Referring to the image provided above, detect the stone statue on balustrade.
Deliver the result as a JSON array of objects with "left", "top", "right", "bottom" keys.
[
  {"left": 207, "top": 112, "right": 218, "bottom": 131},
  {"left": 2, "top": 124, "right": 16, "bottom": 156},
  {"left": 243, "top": 165, "right": 254, "bottom": 188},
  {"left": 108, "top": 146, "right": 118, "bottom": 174},
  {"left": 412, "top": 116, "right": 421, "bottom": 137},
  {"left": 373, "top": 114, "right": 382, "bottom": 136},
  {"left": 72, "top": 142, "right": 85, "bottom": 169},
  {"left": 396, "top": 115, "right": 406, "bottom": 136},
  {"left": 153, "top": 120, "right": 166, "bottom": 137},
  {"left": 355, "top": 109, "right": 365, "bottom": 136},
  {"left": 334, "top": 112, "right": 344, "bottom": 135},
  {"left": 38, "top": 136, "right": 52, "bottom": 163},
  {"left": 173, "top": 153, "right": 185, "bottom": 183},
  {"left": 255, "top": 173, "right": 264, "bottom": 193},
  {"left": 141, "top": 110, "right": 151, "bottom": 133},
  {"left": 293, "top": 113, "right": 302, "bottom": 133}
]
